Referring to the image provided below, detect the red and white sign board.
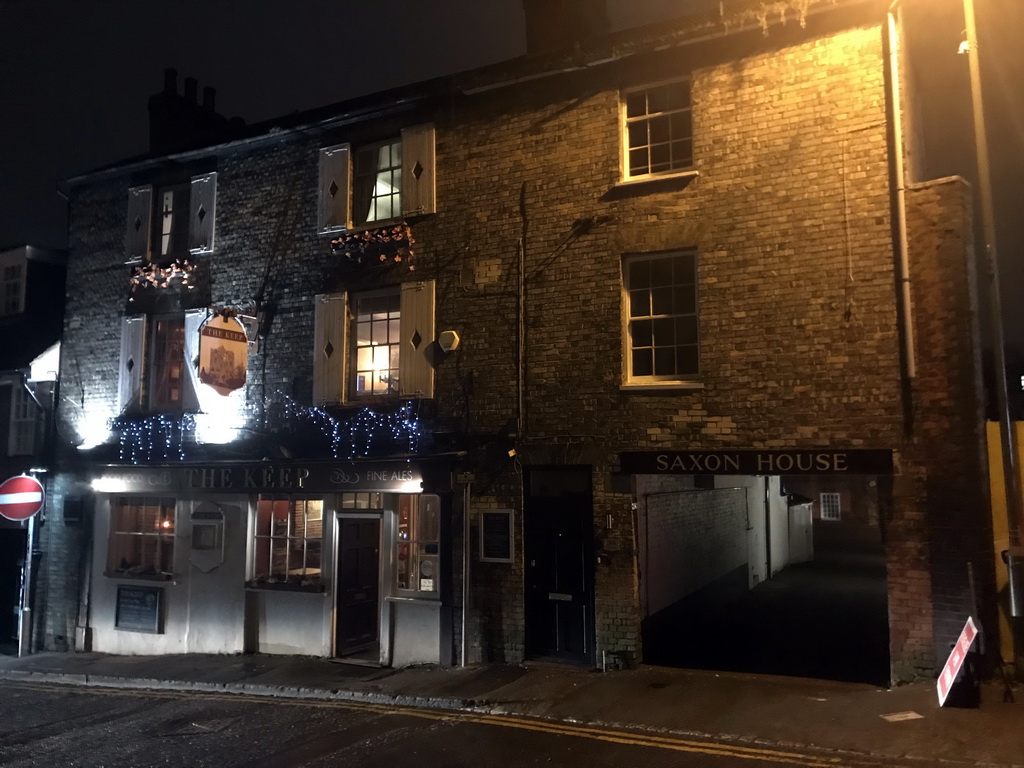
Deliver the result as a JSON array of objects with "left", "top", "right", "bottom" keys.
[
  {"left": 937, "top": 616, "right": 978, "bottom": 706},
  {"left": 0, "top": 475, "right": 45, "bottom": 521}
]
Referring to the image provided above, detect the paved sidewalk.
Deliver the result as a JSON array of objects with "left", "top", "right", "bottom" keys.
[{"left": 0, "top": 652, "right": 1021, "bottom": 766}]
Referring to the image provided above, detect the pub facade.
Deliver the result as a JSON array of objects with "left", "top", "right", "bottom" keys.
[{"left": 33, "top": 0, "right": 998, "bottom": 683}]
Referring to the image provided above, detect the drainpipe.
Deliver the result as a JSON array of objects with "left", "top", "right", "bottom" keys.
[
  {"left": 461, "top": 480, "right": 471, "bottom": 667},
  {"left": 886, "top": 1, "right": 917, "bottom": 381}
]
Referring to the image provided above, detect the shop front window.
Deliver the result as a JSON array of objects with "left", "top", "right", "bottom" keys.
[
  {"left": 395, "top": 494, "right": 440, "bottom": 597},
  {"left": 251, "top": 497, "right": 324, "bottom": 587},
  {"left": 107, "top": 497, "right": 176, "bottom": 578}
]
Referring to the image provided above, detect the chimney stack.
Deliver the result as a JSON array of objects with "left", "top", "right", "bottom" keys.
[{"left": 148, "top": 70, "right": 239, "bottom": 154}]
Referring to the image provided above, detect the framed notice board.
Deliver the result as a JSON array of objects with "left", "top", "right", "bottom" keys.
[
  {"left": 115, "top": 585, "right": 163, "bottom": 633},
  {"left": 479, "top": 509, "right": 514, "bottom": 563}
]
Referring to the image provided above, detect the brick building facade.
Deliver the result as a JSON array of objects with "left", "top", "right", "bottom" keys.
[{"left": 33, "top": 0, "right": 994, "bottom": 683}]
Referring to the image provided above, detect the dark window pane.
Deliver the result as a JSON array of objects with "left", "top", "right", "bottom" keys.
[
  {"left": 670, "top": 111, "right": 692, "bottom": 140},
  {"left": 654, "top": 347, "right": 676, "bottom": 376},
  {"left": 674, "top": 251, "right": 697, "bottom": 281},
  {"left": 650, "top": 143, "right": 671, "bottom": 171},
  {"left": 648, "top": 85, "right": 673, "bottom": 114},
  {"left": 629, "top": 148, "right": 649, "bottom": 175},
  {"left": 628, "top": 122, "right": 648, "bottom": 150},
  {"left": 629, "top": 259, "right": 651, "bottom": 289},
  {"left": 631, "top": 319, "right": 652, "bottom": 347},
  {"left": 674, "top": 286, "right": 696, "bottom": 315},
  {"left": 649, "top": 257, "right": 672, "bottom": 287},
  {"left": 652, "top": 317, "right": 675, "bottom": 345},
  {"left": 632, "top": 348, "right": 653, "bottom": 377},
  {"left": 629, "top": 289, "right": 650, "bottom": 317},
  {"left": 625, "top": 91, "right": 647, "bottom": 118},
  {"left": 677, "top": 316, "right": 699, "bottom": 344},
  {"left": 649, "top": 115, "right": 670, "bottom": 144},
  {"left": 651, "top": 287, "right": 674, "bottom": 316}
]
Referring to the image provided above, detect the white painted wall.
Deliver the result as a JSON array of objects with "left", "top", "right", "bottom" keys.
[
  {"left": 638, "top": 479, "right": 748, "bottom": 617},
  {"left": 788, "top": 503, "right": 814, "bottom": 564},
  {"left": 89, "top": 495, "right": 248, "bottom": 655},
  {"left": 768, "top": 476, "right": 790, "bottom": 577}
]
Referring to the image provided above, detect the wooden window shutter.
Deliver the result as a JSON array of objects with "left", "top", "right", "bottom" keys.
[
  {"left": 125, "top": 185, "right": 153, "bottom": 261},
  {"left": 118, "top": 315, "right": 146, "bottom": 412},
  {"left": 318, "top": 144, "right": 351, "bottom": 233},
  {"left": 401, "top": 124, "right": 436, "bottom": 217},
  {"left": 182, "top": 309, "right": 205, "bottom": 411},
  {"left": 189, "top": 173, "right": 217, "bottom": 254},
  {"left": 313, "top": 293, "right": 347, "bottom": 404},
  {"left": 399, "top": 280, "right": 435, "bottom": 398}
]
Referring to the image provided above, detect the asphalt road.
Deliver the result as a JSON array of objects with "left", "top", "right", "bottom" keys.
[{"left": 0, "top": 681, "right": 984, "bottom": 768}]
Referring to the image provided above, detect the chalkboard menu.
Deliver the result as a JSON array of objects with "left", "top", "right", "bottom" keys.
[
  {"left": 479, "top": 510, "right": 514, "bottom": 563},
  {"left": 115, "top": 585, "right": 163, "bottom": 633}
]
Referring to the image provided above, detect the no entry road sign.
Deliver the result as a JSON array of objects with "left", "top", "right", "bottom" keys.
[
  {"left": 0, "top": 474, "right": 45, "bottom": 521},
  {"left": 937, "top": 616, "right": 979, "bottom": 706}
]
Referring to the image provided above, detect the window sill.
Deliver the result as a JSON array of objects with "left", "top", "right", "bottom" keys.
[
  {"left": 104, "top": 570, "right": 174, "bottom": 582},
  {"left": 602, "top": 170, "right": 699, "bottom": 200},
  {"left": 245, "top": 580, "right": 326, "bottom": 594},
  {"left": 621, "top": 381, "right": 704, "bottom": 392},
  {"left": 385, "top": 595, "right": 440, "bottom": 604}
]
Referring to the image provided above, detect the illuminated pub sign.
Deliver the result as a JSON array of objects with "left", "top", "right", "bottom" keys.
[
  {"left": 620, "top": 449, "right": 894, "bottom": 476},
  {"left": 199, "top": 314, "right": 248, "bottom": 395},
  {"left": 93, "top": 461, "right": 425, "bottom": 494}
]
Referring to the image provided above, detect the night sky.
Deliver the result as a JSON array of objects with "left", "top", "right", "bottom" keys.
[{"left": 1, "top": 0, "right": 1022, "bottom": 339}]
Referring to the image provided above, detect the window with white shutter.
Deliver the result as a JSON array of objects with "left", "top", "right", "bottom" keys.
[
  {"left": 125, "top": 172, "right": 217, "bottom": 262},
  {"left": 312, "top": 281, "right": 435, "bottom": 404},
  {"left": 118, "top": 312, "right": 200, "bottom": 414},
  {"left": 318, "top": 123, "right": 435, "bottom": 234}
]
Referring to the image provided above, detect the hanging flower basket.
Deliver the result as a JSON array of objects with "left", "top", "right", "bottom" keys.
[
  {"left": 331, "top": 222, "right": 415, "bottom": 269},
  {"left": 129, "top": 258, "right": 197, "bottom": 297}
]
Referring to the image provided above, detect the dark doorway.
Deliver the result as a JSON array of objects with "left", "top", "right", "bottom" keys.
[
  {"left": 0, "top": 529, "right": 27, "bottom": 655},
  {"left": 524, "top": 467, "right": 594, "bottom": 664},
  {"left": 335, "top": 517, "right": 380, "bottom": 659}
]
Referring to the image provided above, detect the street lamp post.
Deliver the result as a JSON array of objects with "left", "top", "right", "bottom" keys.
[{"left": 960, "top": 0, "right": 1024, "bottom": 623}]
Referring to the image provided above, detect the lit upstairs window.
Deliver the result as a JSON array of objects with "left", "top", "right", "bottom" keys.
[
  {"left": 318, "top": 124, "right": 435, "bottom": 234},
  {"left": 622, "top": 80, "right": 693, "bottom": 180},
  {"left": 353, "top": 140, "right": 402, "bottom": 226}
]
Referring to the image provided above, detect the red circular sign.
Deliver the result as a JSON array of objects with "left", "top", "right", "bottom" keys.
[{"left": 0, "top": 475, "right": 45, "bottom": 521}]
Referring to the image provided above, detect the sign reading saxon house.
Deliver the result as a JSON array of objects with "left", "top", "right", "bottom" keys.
[
  {"left": 199, "top": 315, "right": 248, "bottom": 396},
  {"left": 620, "top": 449, "right": 894, "bottom": 476},
  {"left": 94, "top": 461, "right": 424, "bottom": 494}
]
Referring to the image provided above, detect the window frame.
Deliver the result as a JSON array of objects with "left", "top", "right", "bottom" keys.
[
  {"left": 106, "top": 496, "right": 177, "bottom": 580},
  {"left": 352, "top": 139, "right": 403, "bottom": 227},
  {"left": 621, "top": 249, "right": 701, "bottom": 388},
  {"left": 0, "top": 251, "right": 25, "bottom": 316},
  {"left": 312, "top": 280, "right": 435, "bottom": 405},
  {"left": 394, "top": 494, "right": 440, "bottom": 599},
  {"left": 153, "top": 182, "right": 192, "bottom": 262},
  {"left": 317, "top": 124, "right": 435, "bottom": 235},
  {"left": 820, "top": 492, "right": 842, "bottom": 521},
  {"left": 8, "top": 383, "right": 36, "bottom": 455},
  {"left": 350, "top": 286, "right": 402, "bottom": 399},
  {"left": 249, "top": 496, "right": 326, "bottom": 589},
  {"left": 620, "top": 78, "right": 695, "bottom": 183}
]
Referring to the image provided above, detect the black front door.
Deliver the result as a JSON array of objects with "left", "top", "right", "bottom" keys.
[
  {"left": 335, "top": 517, "right": 380, "bottom": 656},
  {"left": 524, "top": 467, "right": 594, "bottom": 664}
]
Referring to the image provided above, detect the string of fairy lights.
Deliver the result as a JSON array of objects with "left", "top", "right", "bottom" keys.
[{"left": 110, "top": 393, "right": 422, "bottom": 464}]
